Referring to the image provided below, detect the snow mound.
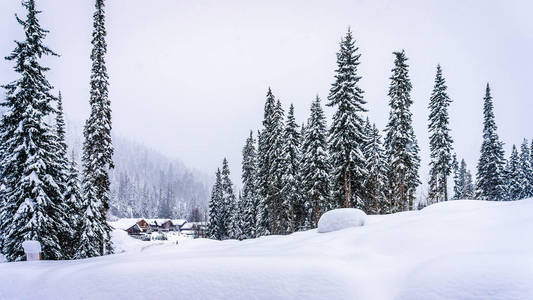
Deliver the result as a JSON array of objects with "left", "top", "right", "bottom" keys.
[
  {"left": 0, "top": 253, "right": 5, "bottom": 263},
  {"left": 317, "top": 208, "right": 366, "bottom": 233}
]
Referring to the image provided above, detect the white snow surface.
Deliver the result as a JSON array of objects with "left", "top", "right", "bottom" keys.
[
  {"left": 1, "top": 199, "right": 532, "bottom": 300},
  {"left": 317, "top": 208, "right": 366, "bottom": 233}
]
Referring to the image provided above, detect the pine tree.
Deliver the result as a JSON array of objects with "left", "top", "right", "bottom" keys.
[
  {"left": 293, "top": 123, "right": 307, "bottom": 231},
  {"left": 364, "top": 123, "right": 388, "bottom": 214},
  {"left": 221, "top": 158, "right": 237, "bottom": 239},
  {"left": 235, "top": 193, "right": 246, "bottom": 240},
  {"left": 55, "top": 92, "right": 78, "bottom": 258},
  {"left": 241, "top": 131, "right": 258, "bottom": 239},
  {"left": 255, "top": 129, "right": 270, "bottom": 237},
  {"left": 453, "top": 158, "right": 475, "bottom": 200},
  {"left": 475, "top": 84, "right": 506, "bottom": 201},
  {"left": 300, "top": 96, "right": 330, "bottom": 228},
  {"left": 504, "top": 145, "right": 521, "bottom": 200},
  {"left": 427, "top": 65, "right": 454, "bottom": 204},
  {"left": 452, "top": 154, "right": 461, "bottom": 200},
  {"left": 518, "top": 139, "right": 532, "bottom": 199},
  {"left": 63, "top": 151, "right": 84, "bottom": 258},
  {"left": 383, "top": 50, "right": 420, "bottom": 212},
  {"left": 79, "top": 0, "right": 114, "bottom": 257},
  {"left": 255, "top": 88, "right": 277, "bottom": 237},
  {"left": 268, "top": 100, "right": 285, "bottom": 235},
  {"left": 279, "top": 104, "right": 300, "bottom": 233},
  {"left": 0, "top": 0, "right": 66, "bottom": 261},
  {"left": 464, "top": 170, "right": 474, "bottom": 199},
  {"left": 208, "top": 169, "right": 223, "bottom": 240},
  {"left": 327, "top": 29, "right": 367, "bottom": 209}
]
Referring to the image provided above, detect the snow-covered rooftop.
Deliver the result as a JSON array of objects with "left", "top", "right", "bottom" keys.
[{"left": 108, "top": 218, "right": 142, "bottom": 230}]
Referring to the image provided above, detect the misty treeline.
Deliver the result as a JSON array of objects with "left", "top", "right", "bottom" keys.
[
  {"left": 0, "top": 0, "right": 117, "bottom": 262},
  {"left": 208, "top": 29, "right": 533, "bottom": 240},
  {"left": 108, "top": 135, "right": 209, "bottom": 222}
]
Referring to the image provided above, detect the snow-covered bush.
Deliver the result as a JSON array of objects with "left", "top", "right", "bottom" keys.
[
  {"left": 0, "top": 253, "right": 6, "bottom": 263},
  {"left": 317, "top": 208, "right": 366, "bottom": 233}
]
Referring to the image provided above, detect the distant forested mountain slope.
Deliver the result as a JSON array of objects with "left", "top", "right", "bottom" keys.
[{"left": 66, "top": 120, "right": 210, "bottom": 221}]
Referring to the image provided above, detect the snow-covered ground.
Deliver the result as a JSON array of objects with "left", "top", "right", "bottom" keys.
[{"left": 1, "top": 199, "right": 532, "bottom": 300}]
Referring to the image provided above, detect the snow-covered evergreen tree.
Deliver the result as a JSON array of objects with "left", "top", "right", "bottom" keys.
[
  {"left": 208, "top": 169, "right": 223, "bottom": 240},
  {"left": 453, "top": 157, "right": 475, "bottom": 200},
  {"left": 464, "top": 170, "right": 474, "bottom": 199},
  {"left": 383, "top": 50, "right": 420, "bottom": 212},
  {"left": 55, "top": 92, "right": 78, "bottom": 258},
  {"left": 293, "top": 123, "right": 307, "bottom": 231},
  {"left": 327, "top": 28, "right": 367, "bottom": 209},
  {"left": 268, "top": 100, "right": 286, "bottom": 235},
  {"left": 300, "top": 96, "right": 330, "bottom": 228},
  {"left": 475, "top": 84, "right": 506, "bottom": 201},
  {"left": 364, "top": 123, "right": 388, "bottom": 214},
  {"left": 255, "top": 129, "right": 270, "bottom": 237},
  {"left": 427, "top": 65, "right": 454, "bottom": 204},
  {"left": 79, "top": 0, "right": 114, "bottom": 257},
  {"left": 451, "top": 154, "right": 461, "bottom": 200},
  {"left": 504, "top": 145, "right": 521, "bottom": 201},
  {"left": 518, "top": 139, "right": 532, "bottom": 199},
  {"left": 0, "top": 0, "right": 66, "bottom": 261},
  {"left": 241, "top": 131, "right": 258, "bottom": 239},
  {"left": 221, "top": 158, "right": 237, "bottom": 239},
  {"left": 63, "top": 151, "right": 84, "bottom": 258},
  {"left": 256, "top": 88, "right": 278, "bottom": 237},
  {"left": 279, "top": 104, "right": 300, "bottom": 233}
]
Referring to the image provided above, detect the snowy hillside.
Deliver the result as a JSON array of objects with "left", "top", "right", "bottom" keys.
[
  {"left": 1, "top": 199, "right": 532, "bottom": 300},
  {"left": 66, "top": 120, "right": 211, "bottom": 220}
]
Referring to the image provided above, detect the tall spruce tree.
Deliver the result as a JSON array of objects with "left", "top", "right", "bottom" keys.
[
  {"left": 79, "top": 0, "right": 114, "bottom": 257},
  {"left": 364, "top": 123, "right": 388, "bottom": 214},
  {"left": 383, "top": 50, "right": 420, "bottom": 212},
  {"left": 255, "top": 88, "right": 276, "bottom": 237},
  {"left": 293, "top": 123, "right": 308, "bottom": 230},
  {"left": 475, "top": 84, "right": 506, "bottom": 201},
  {"left": 55, "top": 92, "right": 78, "bottom": 258},
  {"left": 279, "top": 104, "right": 300, "bottom": 233},
  {"left": 241, "top": 131, "right": 258, "bottom": 239},
  {"left": 300, "top": 96, "right": 330, "bottom": 228},
  {"left": 221, "top": 158, "right": 237, "bottom": 239},
  {"left": 268, "top": 100, "right": 286, "bottom": 235},
  {"left": 0, "top": 0, "right": 67, "bottom": 261},
  {"left": 208, "top": 168, "right": 223, "bottom": 240},
  {"left": 504, "top": 145, "right": 521, "bottom": 201},
  {"left": 518, "top": 139, "right": 532, "bottom": 199},
  {"left": 427, "top": 65, "right": 454, "bottom": 204},
  {"left": 327, "top": 29, "right": 367, "bottom": 209}
]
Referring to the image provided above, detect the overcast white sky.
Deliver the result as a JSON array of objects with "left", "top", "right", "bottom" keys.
[{"left": 1, "top": 0, "right": 532, "bottom": 192}]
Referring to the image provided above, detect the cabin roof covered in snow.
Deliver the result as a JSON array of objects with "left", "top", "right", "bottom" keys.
[{"left": 109, "top": 218, "right": 143, "bottom": 230}]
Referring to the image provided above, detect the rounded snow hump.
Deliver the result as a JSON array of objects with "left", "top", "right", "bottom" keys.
[{"left": 317, "top": 208, "right": 367, "bottom": 233}]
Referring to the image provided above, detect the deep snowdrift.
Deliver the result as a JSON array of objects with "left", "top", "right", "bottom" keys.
[{"left": 1, "top": 199, "right": 532, "bottom": 300}]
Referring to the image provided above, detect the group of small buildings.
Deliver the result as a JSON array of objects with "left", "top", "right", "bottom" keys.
[{"left": 109, "top": 218, "right": 207, "bottom": 239}]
